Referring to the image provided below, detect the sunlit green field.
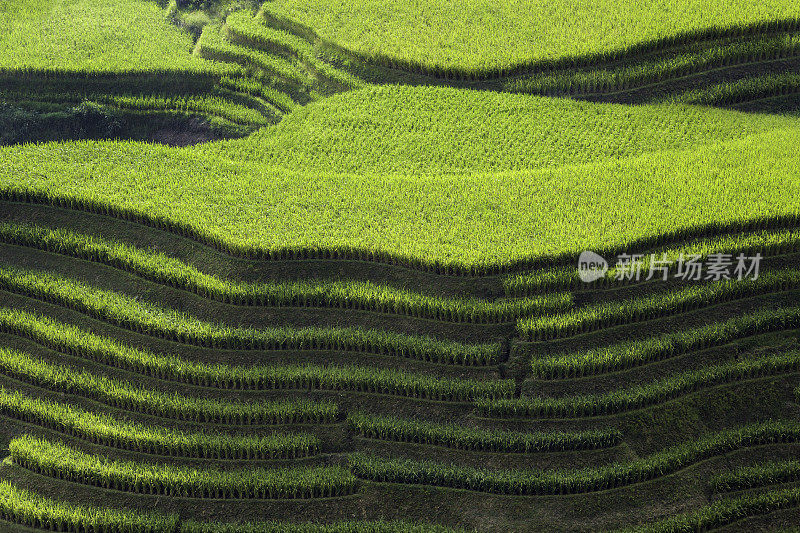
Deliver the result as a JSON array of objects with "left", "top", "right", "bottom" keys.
[
  {"left": 1, "top": 0, "right": 800, "bottom": 532},
  {"left": 265, "top": 0, "right": 800, "bottom": 74},
  {"left": 0, "top": 0, "right": 215, "bottom": 72},
  {"left": 2, "top": 84, "right": 799, "bottom": 268}
]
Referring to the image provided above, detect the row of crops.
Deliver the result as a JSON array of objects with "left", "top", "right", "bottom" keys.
[
  {"left": 507, "top": 31, "right": 800, "bottom": 96},
  {"left": 10, "top": 436, "right": 358, "bottom": 499},
  {"left": 0, "top": 346, "right": 343, "bottom": 424},
  {"left": 504, "top": 227, "right": 800, "bottom": 295},
  {"left": 0, "top": 387, "right": 320, "bottom": 460},
  {"left": 3, "top": 473, "right": 800, "bottom": 533},
  {"left": 0, "top": 267, "right": 501, "bottom": 365},
  {"left": 348, "top": 422, "right": 800, "bottom": 495},
  {"left": 530, "top": 306, "right": 800, "bottom": 379},
  {"left": 0, "top": 223, "right": 568, "bottom": 324},
  {"left": 6, "top": 226, "right": 798, "bottom": 354},
  {"left": 482, "top": 350, "right": 800, "bottom": 418},
  {"left": 2, "top": 224, "right": 800, "bottom": 531},
  {"left": 261, "top": 0, "right": 800, "bottom": 77},
  {"left": 0, "top": 479, "right": 467, "bottom": 532},
  {"left": 0, "top": 309, "right": 504, "bottom": 396},
  {"left": 519, "top": 270, "right": 800, "bottom": 341},
  {"left": 6, "top": 419, "right": 797, "bottom": 500}
]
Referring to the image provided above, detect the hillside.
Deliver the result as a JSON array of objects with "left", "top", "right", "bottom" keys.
[{"left": 0, "top": 0, "right": 799, "bottom": 532}]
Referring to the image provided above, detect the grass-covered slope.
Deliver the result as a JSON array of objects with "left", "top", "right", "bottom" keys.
[
  {"left": 263, "top": 0, "right": 800, "bottom": 75},
  {"left": 0, "top": 0, "right": 215, "bottom": 74},
  {"left": 3, "top": 1, "right": 800, "bottom": 532},
  {"left": 2, "top": 85, "right": 799, "bottom": 271},
  {"left": 211, "top": 85, "right": 797, "bottom": 174}
]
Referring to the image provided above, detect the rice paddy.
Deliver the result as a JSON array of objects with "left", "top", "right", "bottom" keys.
[{"left": 1, "top": 0, "right": 799, "bottom": 531}]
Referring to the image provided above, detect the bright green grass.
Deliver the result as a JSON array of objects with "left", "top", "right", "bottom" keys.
[
  {"left": 212, "top": 85, "right": 796, "bottom": 175},
  {"left": 0, "top": 0, "right": 220, "bottom": 74},
  {"left": 2, "top": 86, "right": 800, "bottom": 269},
  {"left": 263, "top": 0, "right": 800, "bottom": 75}
]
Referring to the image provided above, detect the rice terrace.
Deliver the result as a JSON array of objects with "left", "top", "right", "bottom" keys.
[{"left": 2, "top": 0, "right": 800, "bottom": 531}]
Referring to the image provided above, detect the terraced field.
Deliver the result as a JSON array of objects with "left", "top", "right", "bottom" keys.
[{"left": 1, "top": 0, "right": 800, "bottom": 531}]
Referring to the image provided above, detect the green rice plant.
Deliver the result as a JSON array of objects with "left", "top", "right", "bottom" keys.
[
  {"left": 217, "top": 84, "right": 795, "bottom": 177},
  {"left": 0, "top": 0, "right": 225, "bottom": 74},
  {"left": 3, "top": 85, "right": 800, "bottom": 274},
  {"left": 0, "top": 267, "right": 500, "bottom": 365},
  {"left": 0, "top": 386, "right": 319, "bottom": 460},
  {"left": 507, "top": 32, "right": 800, "bottom": 96},
  {"left": 0, "top": 88, "right": 268, "bottom": 128},
  {"left": 672, "top": 72, "right": 800, "bottom": 106},
  {"left": 219, "top": 75, "right": 299, "bottom": 114},
  {"left": 711, "top": 460, "right": 800, "bottom": 492},
  {"left": 262, "top": 0, "right": 800, "bottom": 77},
  {"left": 96, "top": 91, "right": 268, "bottom": 126},
  {"left": 504, "top": 228, "right": 800, "bottom": 295},
  {"left": 0, "top": 346, "right": 339, "bottom": 424},
  {"left": 482, "top": 351, "right": 800, "bottom": 418},
  {"left": 0, "top": 479, "right": 179, "bottom": 533},
  {"left": 519, "top": 270, "right": 800, "bottom": 341},
  {"left": 225, "top": 10, "right": 363, "bottom": 90},
  {"left": 531, "top": 307, "right": 800, "bottom": 379},
  {"left": 346, "top": 412, "right": 621, "bottom": 452},
  {"left": 0, "top": 336, "right": 510, "bottom": 403},
  {"left": 9, "top": 435, "right": 359, "bottom": 499},
  {"left": 349, "top": 421, "right": 800, "bottom": 495},
  {"left": 0, "top": 223, "right": 569, "bottom": 324},
  {"left": 619, "top": 486, "right": 800, "bottom": 532},
  {"left": 197, "top": 23, "right": 311, "bottom": 87},
  {"left": 0, "top": 479, "right": 453, "bottom": 533},
  {"left": 23, "top": 91, "right": 270, "bottom": 127}
]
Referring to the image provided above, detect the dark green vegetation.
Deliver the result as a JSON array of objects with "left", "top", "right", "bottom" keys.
[
  {"left": 2, "top": 0, "right": 800, "bottom": 531},
  {"left": 2, "top": 199, "right": 800, "bottom": 531}
]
